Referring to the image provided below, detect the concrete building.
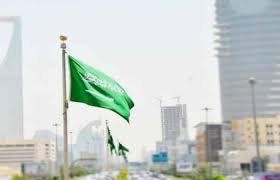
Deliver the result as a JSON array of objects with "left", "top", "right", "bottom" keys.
[
  {"left": 0, "top": 16, "right": 23, "bottom": 139},
  {"left": 220, "top": 116, "right": 280, "bottom": 173},
  {"left": 195, "top": 123, "right": 222, "bottom": 166},
  {"left": 0, "top": 140, "right": 55, "bottom": 164},
  {"left": 0, "top": 140, "right": 55, "bottom": 176},
  {"left": 74, "top": 120, "right": 105, "bottom": 169},
  {"left": 155, "top": 102, "right": 190, "bottom": 166},
  {"left": 160, "top": 103, "right": 188, "bottom": 147},
  {"left": 231, "top": 116, "right": 280, "bottom": 149},
  {"left": 223, "top": 145, "right": 280, "bottom": 174}
]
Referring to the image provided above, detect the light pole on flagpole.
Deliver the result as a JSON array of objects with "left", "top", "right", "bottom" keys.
[{"left": 60, "top": 35, "right": 69, "bottom": 180}]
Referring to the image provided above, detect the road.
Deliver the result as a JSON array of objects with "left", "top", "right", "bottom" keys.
[{"left": 78, "top": 170, "right": 170, "bottom": 180}]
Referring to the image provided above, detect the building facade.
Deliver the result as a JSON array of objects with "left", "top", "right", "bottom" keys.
[
  {"left": 231, "top": 116, "right": 280, "bottom": 149},
  {"left": 195, "top": 123, "right": 222, "bottom": 165},
  {"left": 0, "top": 140, "right": 55, "bottom": 165},
  {"left": 215, "top": 0, "right": 280, "bottom": 154},
  {"left": 161, "top": 103, "right": 188, "bottom": 147},
  {"left": 221, "top": 116, "right": 280, "bottom": 173},
  {"left": 74, "top": 120, "right": 105, "bottom": 168},
  {"left": 216, "top": 0, "right": 280, "bottom": 123},
  {"left": 0, "top": 16, "right": 23, "bottom": 139}
]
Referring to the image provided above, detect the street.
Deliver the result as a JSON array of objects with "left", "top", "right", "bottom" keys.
[{"left": 77, "top": 170, "right": 170, "bottom": 180}]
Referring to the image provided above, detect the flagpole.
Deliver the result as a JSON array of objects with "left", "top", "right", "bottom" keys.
[
  {"left": 60, "top": 35, "right": 69, "bottom": 180},
  {"left": 106, "top": 120, "right": 109, "bottom": 171}
]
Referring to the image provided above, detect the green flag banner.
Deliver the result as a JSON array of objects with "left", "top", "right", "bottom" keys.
[
  {"left": 69, "top": 55, "right": 134, "bottom": 122},
  {"left": 107, "top": 125, "right": 116, "bottom": 155},
  {"left": 118, "top": 143, "right": 129, "bottom": 162}
]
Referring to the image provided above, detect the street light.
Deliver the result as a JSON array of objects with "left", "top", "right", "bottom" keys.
[
  {"left": 248, "top": 77, "right": 262, "bottom": 171},
  {"left": 202, "top": 107, "right": 213, "bottom": 177},
  {"left": 53, "top": 123, "right": 60, "bottom": 176}
]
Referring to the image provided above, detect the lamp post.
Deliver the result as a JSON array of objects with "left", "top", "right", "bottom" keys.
[
  {"left": 202, "top": 107, "right": 213, "bottom": 177},
  {"left": 53, "top": 123, "right": 60, "bottom": 176},
  {"left": 248, "top": 77, "right": 262, "bottom": 171}
]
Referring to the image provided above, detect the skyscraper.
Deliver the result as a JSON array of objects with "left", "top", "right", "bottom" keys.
[
  {"left": 0, "top": 16, "right": 23, "bottom": 139},
  {"left": 74, "top": 121, "right": 105, "bottom": 166},
  {"left": 215, "top": 0, "right": 280, "bottom": 157},
  {"left": 216, "top": 0, "right": 280, "bottom": 123},
  {"left": 161, "top": 103, "right": 188, "bottom": 147}
]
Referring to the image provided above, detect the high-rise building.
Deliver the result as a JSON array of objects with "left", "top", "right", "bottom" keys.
[
  {"left": 195, "top": 123, "right": 222, "bottom": 166},
  {"left": 161, "top": 103, "right": 188, "bottom": 147},
  {"left": 0, "top": 16, "right": 23, "bottom": 139},
  {"left": 74, "top": 120, "right": 105, "bottom": 167},
  {"left": 216, "top": 0, "right": 280, "bottom": 122}
]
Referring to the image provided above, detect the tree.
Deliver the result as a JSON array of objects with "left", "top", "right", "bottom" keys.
[{"left": 11, "top": 175, "right": 30, "bottom": 180}]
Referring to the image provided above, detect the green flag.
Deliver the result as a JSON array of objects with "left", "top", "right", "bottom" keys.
[
  {"left": 118, "top": 143, "right": 129, "bottom": 162},
  {"left": 107, "top": 125, "right": 116, "bottom": 155},
  {"left": 69, "top": 55, "right": 134, "bottom": 122}
]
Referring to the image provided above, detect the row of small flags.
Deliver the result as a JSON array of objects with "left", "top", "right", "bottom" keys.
[{"left": 107, "top": 125, "right": 129, "bottom": 162}]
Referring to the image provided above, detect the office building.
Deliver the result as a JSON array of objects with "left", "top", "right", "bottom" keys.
[
  {"left": 215, "top": 0, "right": 280, "bottom": 153},
  {"left": 0, "top": 16, "right": 23, "bottom": 139},
  {"left": 223, "top": 116, "right": 280, "bottom": 173},
  {"left": 161, "top": 103, "right": 188, "bottom": 147},
  {"left": 0, "top": 139, "right": 55, "bottom": 176},
  {"left": 216, "top": 0, "right": 280, "bottom": 122},
  {"left": 231, "top": 116, "right": 280, "bottom": 149},
  {"left": 74, "top": 120, "right": 105, "bottom": 168},
  {"left": 0, "top": 140, "right": 55, "bottom": 164},
  {"left": 195, "top": 123, "right": 222, "bottom": 166}
]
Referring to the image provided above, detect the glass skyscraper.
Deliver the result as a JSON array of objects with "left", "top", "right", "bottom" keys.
[{"left": 216, "top": 0, "right": 280, "bottom": 123}]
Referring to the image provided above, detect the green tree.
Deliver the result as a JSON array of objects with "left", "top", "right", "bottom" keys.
[
  {"left": 185, "top": 167, "right": 227, "bottom": 180},
  {"left": 11, "top": 175, "right": 30, "bottom": 180}
]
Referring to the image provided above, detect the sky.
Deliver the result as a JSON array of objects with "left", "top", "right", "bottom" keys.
[{"left": 0, "top": 0, "right": 219, "bottom": 160}]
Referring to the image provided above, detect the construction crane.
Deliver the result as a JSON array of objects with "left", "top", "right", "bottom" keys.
[{"left": 172, "top": 96, "right": 180, "bottom": 104}]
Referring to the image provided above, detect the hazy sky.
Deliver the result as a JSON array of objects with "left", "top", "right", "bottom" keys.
[{"left": 0, "top": 0, "right": 219, "bottom": 160}]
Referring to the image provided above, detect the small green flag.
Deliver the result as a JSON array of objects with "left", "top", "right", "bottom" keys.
[
  {"left": 118, "top": 143, "right": 129, "bottom": 162},
  {"left": 107, "top": 125, "right": 116, "bottom": 155},
  {"left": 69, "top": 55, "right": 134, "bottom": 122}
]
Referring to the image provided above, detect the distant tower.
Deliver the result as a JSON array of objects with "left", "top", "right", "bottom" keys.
[
  {"left": 161, "top": 103, "right": 188, "bottom": 147},
  {"left": 75, "top": 121, "right": 105, "bottom": 165},
  {"left": 0, "top": 17, "right": 23, "bottom": 139}
]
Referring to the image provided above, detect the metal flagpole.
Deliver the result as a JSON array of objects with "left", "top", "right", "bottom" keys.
[
  {"left": 53, "top": 123, "right": 60, "bottom": 176},
  {"left": 60, "top": 35, "right": 69, "bottom": 180},
  {"left": 106, "top": 120, "right": 109, "bottom": 171}
]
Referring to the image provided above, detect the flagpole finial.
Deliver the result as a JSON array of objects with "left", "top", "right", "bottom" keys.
[
  {"left": 60, "top": 35, "right": 67, "bottom": 42},
  {"left": 60, "top": 35, "right": 67, "bottom": 49}
]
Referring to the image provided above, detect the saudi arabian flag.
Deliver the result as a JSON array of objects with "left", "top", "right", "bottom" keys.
[
  {"left": 69, "top": 56, "right": 134, "bottom": 122},
  {"left": 118, "top": 143, "right": 129, "bottom": 162},
  {"left": 107, "top": 125, "right": 116, "bottom": 155}
]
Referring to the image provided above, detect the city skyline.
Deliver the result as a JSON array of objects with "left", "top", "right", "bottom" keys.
[{"left": 0, "top": 0, "right": 219, "bottom": 160}]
